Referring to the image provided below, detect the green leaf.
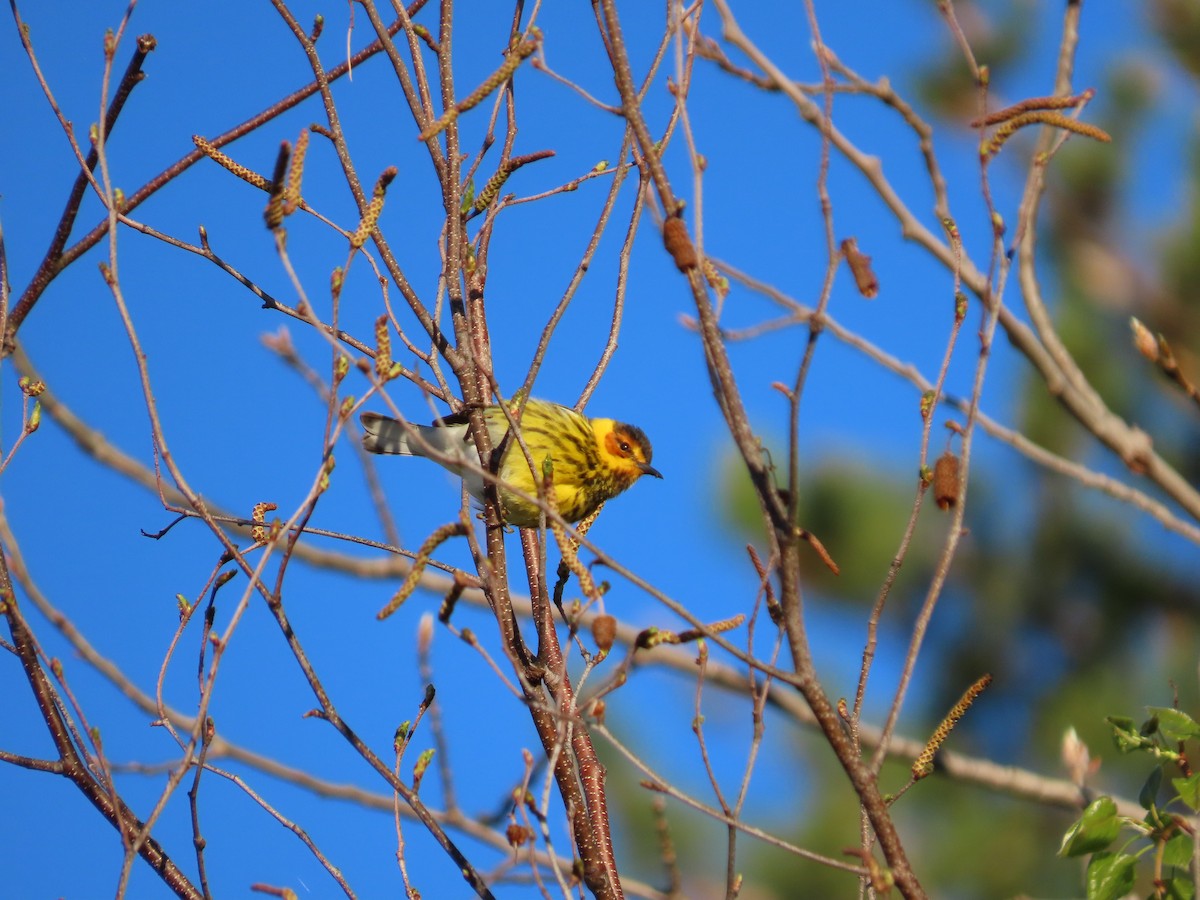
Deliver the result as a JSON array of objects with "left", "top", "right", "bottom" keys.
[
  {"left": 1061, "top": 796, "right": 1122, "bottom": 857},
  {"left": 1173, "top": 773, "right": 1200, "bottom": 811},
  {"left": 1163, "top": 830, "right": 1194, "bottom": 870},
  {"left": 1148, "top": 707, "right": 1200, "bottom": 742},
  {"left": 1085, "top": 851, "right": 1137, "bottom": 900},
  {"left": 1108, "top": 716, "right": 1149, "bottom": 753},
  {"left": 1140, "top": 766, "right": 1164, "bottom": 810},
  {"left": 1162, "top": 871, "right": 1195, "bottom": 900}
]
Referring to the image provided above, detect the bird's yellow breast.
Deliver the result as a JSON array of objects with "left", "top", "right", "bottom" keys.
[{"left": 487, "top": 401, "right": 636, "bottom": 526}]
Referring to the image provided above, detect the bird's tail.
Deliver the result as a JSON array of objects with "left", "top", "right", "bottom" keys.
[{"left": 360, "top": 412, "right": 421, "bottom": 455}]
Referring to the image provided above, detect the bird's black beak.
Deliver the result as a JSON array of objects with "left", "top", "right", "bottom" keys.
[{"left": 639, "top": 462, "right": 663, "bottom": 479}]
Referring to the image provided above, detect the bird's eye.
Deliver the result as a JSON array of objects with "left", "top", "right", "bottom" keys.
[{"left": 619, "top": 440, "right": 631, "bottom": 454}]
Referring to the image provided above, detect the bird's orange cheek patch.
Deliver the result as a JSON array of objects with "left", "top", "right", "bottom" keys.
[{"left": 604, "top": 431, "right": 622, "bottom": 457}]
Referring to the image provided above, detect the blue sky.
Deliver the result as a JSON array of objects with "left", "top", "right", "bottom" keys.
[{"left": 2, "top": 1, "right": 1198, "bottom": 897}]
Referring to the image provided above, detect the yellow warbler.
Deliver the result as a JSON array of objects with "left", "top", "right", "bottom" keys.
[{"left": 361, "top": 399, "right": 661, "bottom": 527}]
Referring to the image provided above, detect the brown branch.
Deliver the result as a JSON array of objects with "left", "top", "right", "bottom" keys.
[
  {"left": 258, "top": 551, "right": 497, "bottom": 898},
  {"left": 469, "top": 149, "right": 556, "bottom": 215},
  {"left": 701, "top": 4, "right": 1200, "bottom": 526},
  {"left": 5, "top": 15, "right": 156, "bottom": 346},
  {"left": 0, "top": 568, "right": 202, "bottom": 898},
  {"left": 1130, "top": 317, "right": 1200, "bottom": 413},
  {"left": 2, "top": 477, "right": 1144, "bottom": 892},
  {"left": 6, "top": 14, "right": 407, "bottom": 347},
  {"left": 417, "top": 32, "right": 540, "bottom": 141},
  {"left": 602, "top": 0, "right": 926, "bottom": 894}
]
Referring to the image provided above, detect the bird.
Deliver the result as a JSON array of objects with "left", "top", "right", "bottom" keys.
[{"left": 360, "top": 398, "right": 662, "bottom": 527}]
